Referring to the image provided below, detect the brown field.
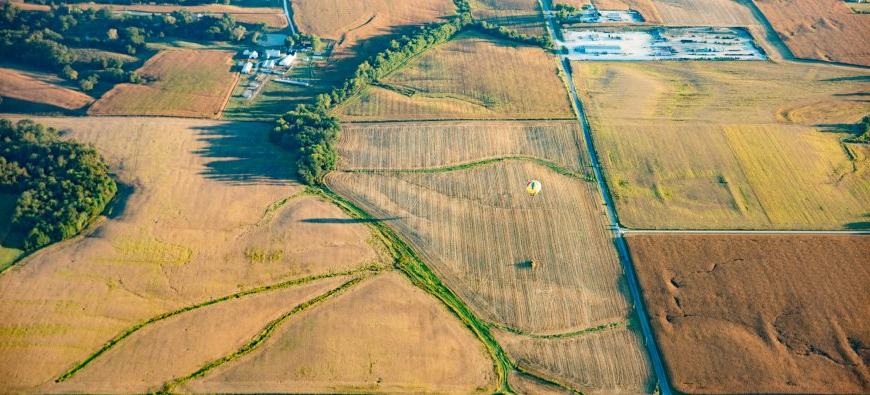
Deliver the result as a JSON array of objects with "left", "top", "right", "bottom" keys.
[
  {"left": 650, "top": 0, "right": 758, "bottom": 26},
  {"left": 0, "top": 116, "right": 383, "bottom": 391},
  {"left": 628, "top": 234, "right": 870, "bottom": 393},
  {"left": 337, "top": 120, "right": 584, "bottom": 171},
  {"left": 470, "top": 0, "right": 547, "bottom": 35},
  {"left": 0, "top": 67, "right": 94, "bottom": 110},
  {"left": 754, "top": 0, "right": 870, "bottom": 66},
  {"left": 573, "top": 60, "right": 870, "bottom": 229},
  {"left": 337, "top": 33, "right": 573, "bottom": 121},
  {"left": 88, "top": 50, "right": 238, "bottom": 118},
  {"left": 51, "top": 277, "right": 351, "bottom": 393},
  {"left": 553, "top": 0, "right": 661, "bottom": 24},
  {"left": 496, "top": 326, "right": 653, "bottom": 393},
  {"left": 184, "top": 272, "right": 496, "bottom": 393}
]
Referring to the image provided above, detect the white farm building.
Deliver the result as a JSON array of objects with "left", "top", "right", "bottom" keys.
[
  {"left": 278, "top": 53, "right": 297, "bottom": 66},
  {"left": 241, "top": 61, "right": 254, "bottom": 74}
]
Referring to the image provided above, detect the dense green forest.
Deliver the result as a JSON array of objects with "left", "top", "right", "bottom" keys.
[
  {"left": 271, "top": 105, "right": 339, "bottom": 185},
  {"left": 0, "top": 3, "right": 263, "bottom": 91},
  {"left": 0, "top": 118, "right": 116, "bottom": 251}
]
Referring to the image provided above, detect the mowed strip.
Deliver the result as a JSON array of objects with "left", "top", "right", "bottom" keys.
[
  {"left": 754, "top": 0, "right": 870, "bottom": 66},
  {"left": 338, "top": 33, "right": 573, "bottom": 121},
  {"left": 573, "top": 60, "right": 870, "bottom": 230},
  {"left": 89, "top": 50, "right": 238, "bottom": 119},
  {"left": 628, "top": 234, "right": 870, "bottom": 394},
  {"left": 0, "top": 67, "right": 94, "bottom": 110}
]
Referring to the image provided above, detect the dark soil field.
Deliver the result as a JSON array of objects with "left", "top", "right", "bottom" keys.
[{"left": 628, "top": 234, "right": 870, "bottom": 394}]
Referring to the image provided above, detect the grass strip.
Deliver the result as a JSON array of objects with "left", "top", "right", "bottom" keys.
[
  {"left": 305, "top": 186, "right": 515, "bottom": 393},
  {"left": 55, "top": 265, "right": 381, "bottom": 382},
  {"left": 491, "top": 320, "right": 627, "bottom": 339},
  {"left": 159, "top": 276, "right": 367, "bottom": 393},
  {"left": 345, "top": 155, "right": 594, "bottom": 182}
]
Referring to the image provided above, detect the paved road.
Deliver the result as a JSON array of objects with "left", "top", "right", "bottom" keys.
[
  {"left": 282, "top": 0, "right": 296, "bottom": 35},
  {"left": 537, "top": 1, "right": 674, "bottom": 394}
]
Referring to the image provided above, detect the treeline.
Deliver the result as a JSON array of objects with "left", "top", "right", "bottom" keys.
[
  {"left": 270, "top": 105, "right": 340, "bottom": 184},
  {"left": 27, "top": 0, "right": 233, "bottom": 5},
  {"left": 468, "top": 20, "right": 553, "bottom": 49},
  {"left": 0, "top": 3, "right": 262, "bottom": 91},
  {"left": 0, "top": 119, "right": 117, "bottom": 251},
  {"left": 847, "top": 115, "right": 870, "bottom": 143}
]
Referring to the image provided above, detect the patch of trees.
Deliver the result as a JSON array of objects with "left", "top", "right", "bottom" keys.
[
  {"left": 284, "top": 32, "right": 325, "bottom": 53},
  {"left": 0, "top": 118, "right": 117, "bottom": 251},
  {"left": 0, "top": 3, "right": 262, "bottom": 92},
  {"left": 847, "top": 115, "right": 870, "bottom": 143},
  {"left": 271, "top": 105, "right": 340, "bottom": 184},
  {"left": 27, "top": 0, "right": 234, "bottom": 5}
]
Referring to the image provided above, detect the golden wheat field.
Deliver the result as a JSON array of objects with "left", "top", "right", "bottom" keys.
[
  {"left": 0, "top": 116, "right": 389, "bottom": 392},
  {"left": 0, "top": 67, "right": 94, "bottom": 111},
  {"left": 573, "top": 60, "right": 870, "bottom": 229},
  {"left": 337, "top": 120, "right": 585, "bottom": 171},
  {"left": 88, "top": 50, "right": 238, "bottom": 118},
  {"left": 338, "top": 32, "right": 573, "bottom": 121}
]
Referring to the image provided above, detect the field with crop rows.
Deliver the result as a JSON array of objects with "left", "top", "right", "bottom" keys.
[
  {"left": 338, "top": 33, "right": 573, "bottom": 121},
  {"left": 573, "top": 60, "right": 870, "bottom": 229},
  {"left": 0, "top": 67, "right": 94, "bottom": 111},
  {"left": 629, "top": 234, "right": 870, "bottom": 393},
  {"left": 470, "top": 0, "right": 547, "bottom": 35},
  {"left": 754, "top": 0, "right": 870, "bottom": 66},
  {"left": 184, "top": 273, "right": 496, "bottom": 393},
  {"left": 651, "top": 0, "right": 758, "bottom": 26},
  {"left": 328, "top": 158, "right": 653, "bottom": 391},
  {"left": 88, "top": 50, "right": 238, "bottom": 118},
  {"left": 337, "top": 120, "right": 585, "bottom": 171},
  {"left": 0, "top": 117, "right": 386, "bottom": 392}
]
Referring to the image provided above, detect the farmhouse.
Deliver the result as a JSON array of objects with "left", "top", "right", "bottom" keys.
[
  {"left": 241, "top": 61, "right": 254, "bottom": 74},
  {"left": 248, "top": 50, "right": 259, "bottom": 59}
]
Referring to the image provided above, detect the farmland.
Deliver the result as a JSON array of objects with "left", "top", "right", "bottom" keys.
[
  {"left": 470, "top": 0, "right": 548, "bottom": 35},
  {"left": 651, "top": 0, "right": 758, "bottom": 27},
  {"left": 0, "top": 116, "right": 387, "bottom": 391},
  {"left": 184, "top": 273, "right": 496, "bottom": 393},
  {"left": 628, "top": 234, "right": 870, "bottom": 393},
  {"left": 88, "top": 50, "right": 238, "bottom": 118},
  {"left": 573, "top": 60, "right": 870, "bottom": 229},
  {"left": 328, "top": 131, "right": 654, "bottom": 391},
  {"left": 754, "top": 0, "right": 870, "bottom": 66},
  {"left": 0, "top": 67, "right": 94, "bottom": 111},
  {"left": 337, "top": 33, "right": 573, "bottom": 121}
]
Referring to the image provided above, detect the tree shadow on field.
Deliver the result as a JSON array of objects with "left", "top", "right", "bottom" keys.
[
  {"left": 300, "top": 216, "right": 403, "bottom": 224},
  {"left": 190, "top": 122, "right": 299, "bottom": 186}
]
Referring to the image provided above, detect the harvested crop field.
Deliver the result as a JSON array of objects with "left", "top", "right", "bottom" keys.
[
  {"left": 470, "top": 0, "right": 547, "bottom": 35},
  {"left": 328, "top": 159, "right": 652, "bottom": 391},
  {"left": 88, "top": 50, "right": 238, "bottom": 118},
  {"left": 628, "top": 234, "right": 870, "bottom": 393},
  {"left": 184, "top": 272, "right": 496, "bottom": 393},
  {"left": 51, "top": 277, "right": 351, "bottom": 393},
  {"left": 0, "top": 67, "right": 94, "bottom": 111},
  {"left": 753, "top": 0, "right": 870, "bottom": 66},
  {"left": 337, "top": 120, "right": 585, "bottom": 171},
  {"left": 338, "top": 33, "right": 573, "bottom": 121},
  {"left": 573, "top": 60, "right": 870, "bottom": 229},
  {"left": 651, "top": 0, "right": 758, "bottom": 26},
  {"left": 0, "top": 116, "right": 384, "bottom": 392}
]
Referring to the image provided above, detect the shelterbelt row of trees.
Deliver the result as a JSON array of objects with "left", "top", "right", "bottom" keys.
[
  {"left": 271, "top": 0, "right": 553, "bottom": 185},
  {"left": 0, "top": 119, "right": 116, "bottom": 251},
  {"left": 1, "top": 3, "right": 264, "bottom": 91}
]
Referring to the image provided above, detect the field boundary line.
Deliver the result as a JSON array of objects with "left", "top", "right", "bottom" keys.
[
  {"left": 342, "top": 155, "right": 593, "bottom": 181},
  {"left": 491, "top": 320, "right": 627, "bottom": 339},
  {"left": 55, "top": 265, "right": 382, "bottom": 383},
  {"left": 341, "top": 116, "right": 578, "bottom": 124},
  {"left": 160, "top": 275, "right": 370, "bottom": 393},
  {"left": 622, "top": 228, "right": 870, "bottom": 235}
]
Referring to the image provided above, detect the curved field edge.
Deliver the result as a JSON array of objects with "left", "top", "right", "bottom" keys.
[
  {"left": 492, "top": 320, "right": 628, "bottom": 339},
  {"left": 160, "top": 275, "right": 370, "bottom": 392},
  {"left": 55, "top": 265, "right": 382, "bottom": 382},
  {"left": 343, "top": 155, "right": 594, "bottom": 182},
  {"left": 310, "top": 185, "right": 591, "bottom": 394}
]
